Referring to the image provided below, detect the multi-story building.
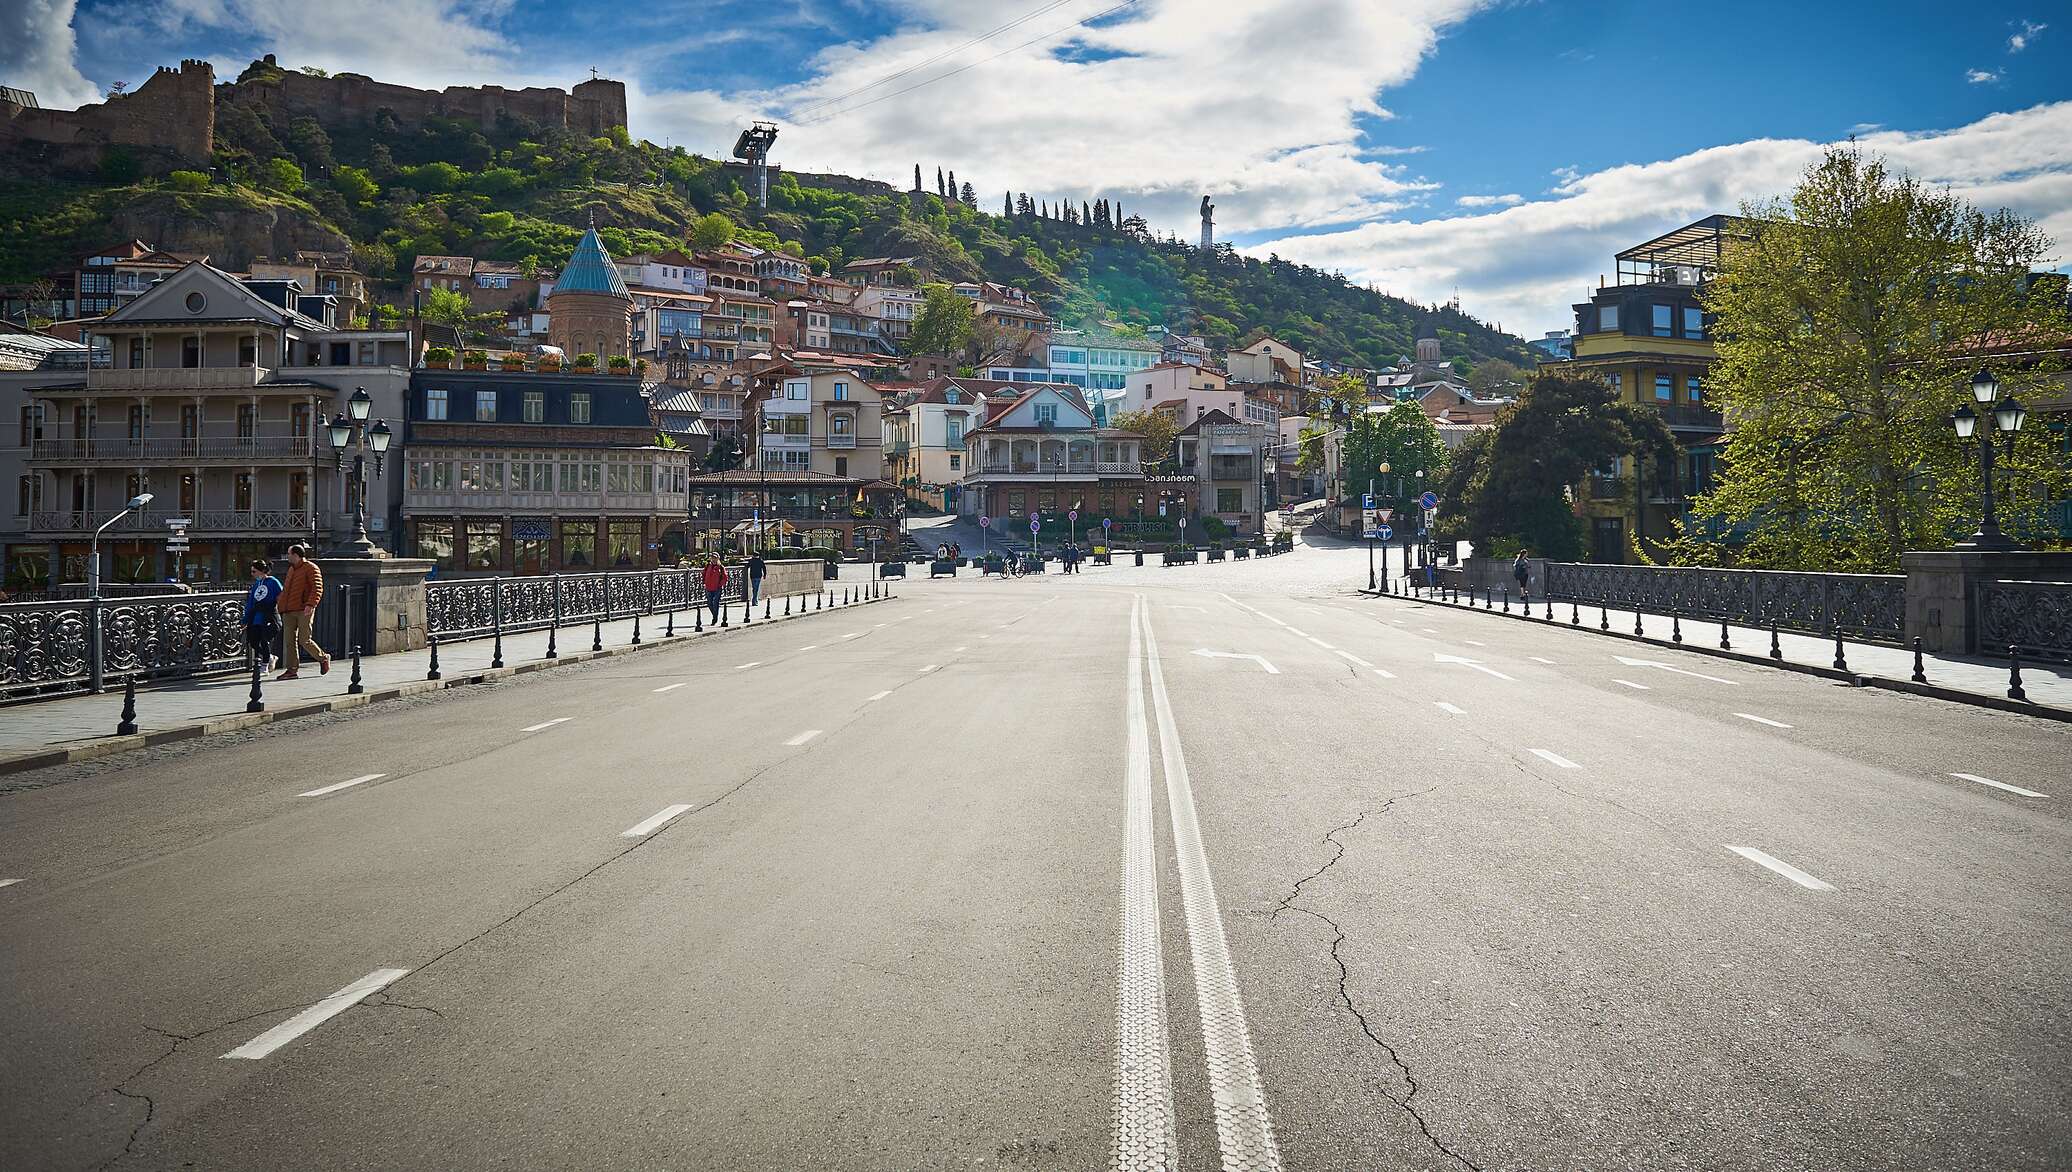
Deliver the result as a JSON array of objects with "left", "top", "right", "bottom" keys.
[
  {"left": 781, "top": 301, "right": 895, "bottom": 358},
  {"left": 882, "top": 376, "right": 994, "bottom": 509},
  {"left": 753, "top": 252, "right": 811, "bottom": 301},
  {"left": 683, "top": 470, "right": 906, "bottom": 558},
  {"left": 1225, "top": 336, "right": 1304, "bottom": 387},
  {"left": 401, "top": 369, "right": 689, "bottom": 575},
  {"left": 1561, "top": 215, "right": 1730, "bottom": 562},
  {"left": 412, "top": 255, "right": 474, "bottom": 297},
  {"left": 841, "top": 257, "right": 919, "bottom": 288},
  {"left": 957, "top": 384, "right": 1147, "bottom": 530},
  {"left": 984, "top": 325, "right": 1161, "bottom": 423},
  {"left": 0, "top": 260, "right": 413, "bottom": 588},
  {"left": 1527, "top": 330, "right": 1574, "bottom": 362},
  {"left": 616, "top": 250, "right": 707, "bottom": 296},
  {"left": 468, "top": 259, "right": 537, "bottom": 317},
  {"left": 248, "top": 252, "right": 369, "bottom": 326},
  {"left": 1173, "top": 409, "right": 1270, "bottom": 537},
  {"left": 709, "top": 290, "right": 777, "bottom": 350},
  {"left": 849, "top": 285, "right": 923, "bottom": 346},
  {"left": 751, "top": 364, "right": 888, "bottom": 482}
]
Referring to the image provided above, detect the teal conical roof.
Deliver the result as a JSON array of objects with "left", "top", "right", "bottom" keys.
[{"left": 554, "top": 226, "right": 630, "bottom": 299}]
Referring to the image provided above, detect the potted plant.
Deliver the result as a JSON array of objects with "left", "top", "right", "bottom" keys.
[
  {"left": 499, "top": 351, "right": 526, "bottom": 371},
  {"left": 573, "top": 353, "right": 598, "bottom": 371},
  {"left": 607, "top": 354, "right": 632, "bottom": 375},
  {"left": 538, "top": 351, "right": 561, "bottom": 372},
  {"left": 424, "top": 345, "right": 454, "bottom": 369},
  {"left": 463, "top": 349, "right": 488, "bottom": 370}
]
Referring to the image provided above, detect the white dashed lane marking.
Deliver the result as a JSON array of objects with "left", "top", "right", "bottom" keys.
[
  {"left": 1951, "top": 772, "right": 2047, "bottom": 798},
  {"left": 733, "top": 662, "right": 761, "bottom": 670},
  {"left": 298, "top": 773, "right": 386, "bottom": 798},
  {"left": 785, "top": 730, "right": 822, "bottom": 746},
  {"left": 621, "top": 804, "right": 693, "bottom": 838},
  {"left": 1529, "top": 748, "right": 1580, "bottom": 769},
  {"left": 1612, "top": 679, "right": 1650, "bottom": 690},
  {"left": 0, "top": 879, "right": 23, "bottom": 890},
  {"left": 652, "top": 682, "right": 690, "bottom": 693},
  {"left": 865, "top": 690, "right": 892, "bottom": 702},
  {"left": 1727, "top": 846, "right": 1833, "bottom": 891},
  {"left": 223, "top": 968, "right": 410, "bottom": 1060},
  {"left": 1735, "top": 713, "right": 1793, "bottom": 729},
  {"left": 520, "top": 718, "right": 571, "bottom": 733},
  {"left": 1434, "top": 702, "right": 1465, "bottom": 715},
  {"left": 1331, "top": 648, "right": 1373, "bottom": 668}
]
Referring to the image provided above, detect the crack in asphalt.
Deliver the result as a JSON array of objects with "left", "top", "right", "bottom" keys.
[
  {"left": 91, "top": 1004, "right": 311, "bottom": 1170},
  {"left": 1271, "top": 786, "right": 1482, "bottom": 1172},
  {"left": 359, "top": 993, "right": 446, "bottom": 1018}
]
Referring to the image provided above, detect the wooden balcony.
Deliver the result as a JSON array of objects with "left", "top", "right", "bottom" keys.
[
  {"left": 85, "top": 366, "right": 275, "bottom": 392},
  {"left": 29, "top": 508, "right": 322, "bottom": 536},
  {"left": 30, "top": 436, "right": 315, "bottom": 466}
]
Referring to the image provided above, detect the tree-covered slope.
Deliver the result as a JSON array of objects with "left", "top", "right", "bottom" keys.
[{"left": 2, "top": 59, "right": 1532, "bottom": 370}]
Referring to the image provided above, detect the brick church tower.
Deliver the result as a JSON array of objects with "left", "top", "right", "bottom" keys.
[{"left": 547, "top": 224, "right": 632, "bottom": 360}]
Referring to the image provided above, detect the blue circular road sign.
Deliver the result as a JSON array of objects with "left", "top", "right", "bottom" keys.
[
  {"left": 1420, "top": 491, "right": 1438, "bottom": 510},
  {"left": 1377, "top": 524, "right": 1393, "bottom": 541}
]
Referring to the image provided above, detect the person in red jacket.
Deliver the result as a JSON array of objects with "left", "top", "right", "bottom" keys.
[{"left": 701, "top": 555, "right": 729, "bottom": 623}]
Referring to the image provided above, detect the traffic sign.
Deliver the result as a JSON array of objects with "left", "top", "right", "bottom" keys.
[
  {"left": 165, "top": 517, "right": 192, "bottom": 528},
  {"left": 979, "top": 514, "right": 990, "bottom": 527},
  {"left": 1375, "top": 524, "right": 1393, "bottom": 542},
  {"left": 1101, "top": 517, "right": 1112, "bottom": 530},
  {"left": 1029, "top": 517, "right": 1041, "bottom": 533},
  {"left": 1068, "top": 509, "right": 1078, "bottom": 522},
  {"left": 1361, "top": 493, "right": 1376, "bottom": 509},
  {"left": 1420, "top": 491, "right": 1438, "bottom": 510},
  {"left": 1379, "top": 508, "right": 1393, "bottom": 523}
]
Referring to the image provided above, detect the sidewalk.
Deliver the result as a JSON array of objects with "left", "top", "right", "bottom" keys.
[
  {"left": 0, "top": 590, "right": 891, "bottom": 765},
  {"left": 1381, "top": 578, "right": 2072, "bottom": 714}
]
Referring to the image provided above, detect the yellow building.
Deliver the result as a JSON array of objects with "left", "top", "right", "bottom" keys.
[{"left": 1561, "top": 215, "right": 1734, "bottom": 562}]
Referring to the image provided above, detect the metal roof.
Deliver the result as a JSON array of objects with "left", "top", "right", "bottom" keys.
[{"left": 553, "top": 228, "right": 631, "bottom": 299}]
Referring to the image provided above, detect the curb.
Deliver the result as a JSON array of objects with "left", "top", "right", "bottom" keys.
[
  {"left": 0, "top": 594, "right": 901, "bottom": 777},
  {"left": 1364, "top": 587, "right": 2071, "bottom": 724}
]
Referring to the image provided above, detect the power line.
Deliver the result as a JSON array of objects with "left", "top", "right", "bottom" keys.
[
  {"left": 797, "top": 0, "right": 1140, "bottom": 127},
  {"left": 788, "top": 0, "right": 1084, "bottom": 122}
]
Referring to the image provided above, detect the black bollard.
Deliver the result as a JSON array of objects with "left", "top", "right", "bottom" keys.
[
  {"left": 117, "top": 675, "right": 138, "bottom": 735},
  {"left": 631, "top": 614, "right": 642, "bottom": 646},
  {"left": 2008, "top": 645, "right": 2028, "bottom": 702},
  {"left": 1672, "top": 610, "right": 1682, "bottom": 644},
  {"left": 695, "top": 605, "right": 703, "bottom": 632},
  {"left": 665, "top": 609, "right": 674, "bottom": 638},
  {"left": 1483, "top": 588, "right": 1492, "bottom": 611},
  {"left": 1545, "top": 597, "right": 1554, "bottom": 621},
  {"left": 593, "top": 620, "right": 603, "bottom": 652},
  {"left": 1911, "top": 637, "right": 1927, "bottom": 684},
  {"left": 817, "top": 590, "right": 824, "bottom": 610},
  {"left": 247, "top": 663, "right": 265, "bottom": 712},
  {"left": 1502, "top": 587, "right": 1510, "bottom": 613},
  {"left": 426, "top": 635, "right": 442, "bottom": 681},
  {"left": 1634, "top": 609, "right": 1643, "bottom": 637},
  {"left": 765, "top": 597, "right": 772, "bottom": 620},
  {"left": 348, "top": 646, "right": 364, "bottom": 695},
  {"left": 1769, "top": 622, "right": 1782, "bottom": 661},
  {"left": 545, "top": 623, "right": 558, "bottom": 659},
  {"left": 1832, "top": 625, "right": 1847, "bottom": 672},
  {"left": 1572, "top": 601, "right": 1581, "bottom": 626},
  {"left": 785, "top": 595, "right": 792, "bottom": 616},
  {"left": 1720, "top": 620, "right": 1731, "bottom": 652},
  {"left": 721, "top": 603, "right": 729, "bottom": 628},
  {"left": 1600, "top": 606, "right": 1610, "bottom": 632},
  {"left": 491, "top": 629, "right": 504, "bottom": 669}
]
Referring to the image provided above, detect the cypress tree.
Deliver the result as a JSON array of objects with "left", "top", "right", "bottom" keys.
[
  {"left": 1004, "top": 191, "right": 1013, "bottom": 216},
  {"left": 912, "top": 164, "right": 922, "bottom": 192}
]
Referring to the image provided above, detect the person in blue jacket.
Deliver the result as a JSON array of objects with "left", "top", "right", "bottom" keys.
[{"left": 242, "top": 558, "right": 283, "bottom": 670}]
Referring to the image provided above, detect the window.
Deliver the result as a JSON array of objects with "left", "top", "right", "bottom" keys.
[
  {"left": 1007, "top": 491, "right": 1026, "bottom": 514},
  {"left": 475, "top": 391, "right": 497, "bottom": 421},
  {"left": 523, "top": 390, "right": 543, "bottom": 423},
  {"left": 560, "top": 519, "right": 596, "bottom": 568},
  {"left": 18, "top": 405, "right": 42, "bottom": 447},
  {"left": 948, "top": 453, "right": 961, "bottom": 471},
  {"left": 1034, "top": 402, "right": 1058, "bottom": 425},
  {"left": 1687, "top": 376, "right": 1703, "bottom": 402},
  {"left": 608, "top": 463, "right": 631, "bottom": 494},
  {"left": 238, "top": 336, "right": 257, "bottom": 367},
  {"left": 570, "top": 393, "right": 592, "bottom": 424},
  {"left": 832, "top": 381, "right": 850, "bottom": 401},
  {"left": 408, "top": 460, "right": 452, "bottom": 492},
  {"left": 1598, "top": 305, "right": 1618, "bottom": 332},
  {"left": 17, "top": 474, "right": 37, "bottom": 516},
  {"left": 466, "top": 520, "right": 502, "bottom": 570},
  {"left": 944, "top": 389, "right": 960, "bottom": 404},
  {"left": 1655, "top": 374, "right": 1673, "bottom": 401},
  {"left": 233, "top": 472, "right": 253, "bottom": 512},
  {"left": 946, "top": 417, "right": 963, "bottom": 446},
  {"left": 580, "top": 462, "right": 601, "bottom": 492},
  {"left": 1608, "top": 373, "right": 1622, "bottom": 395},
  {"left": 1652, "top": 304, "right": 1673, "bottom": 337},
  {"left": 1217, "top": 488, "right": 1243, "bottom": 513},
  {"left": 414, "top": 520, "right": 455, "bottom": 565},
  {"left": 783, "top": 416, "right": 808, "bottom": 437},
  {"left": 236, "top": 404, "right": 256, "bottom": 439},
  {"left": 834, "top": 456, "right": 848, "bottom": 477},
  {"left": 1683, "top": 307, "right": 1705, "bottom": 340},
  {"left": 426, "top": 387, "right": 448, "bottom": 420},
  {"left": 830, "top": 414, "right": 851, "bottom": 436},
  {"left": 786, "top": 380, "right": 808, "bottom": 400},
  {"left": 609, "top": 520, "right": 644, "bottom": 566},
  {"left": 127, "top": 338, "right": 144, "bottom": 368}
]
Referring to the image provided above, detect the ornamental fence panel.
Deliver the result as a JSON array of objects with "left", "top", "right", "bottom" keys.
[
  {"left": 0, "top": 591, "right": 247, "bottom": 699},
  {"left": 1976, "top": 581, "right": 2072, "bottom": 662},
  {"left": 1540, "top": 564, "right": 1907, "bottom": 643},
  {"left": 426, "top": 569, "right": 742, "bottom": 643}
]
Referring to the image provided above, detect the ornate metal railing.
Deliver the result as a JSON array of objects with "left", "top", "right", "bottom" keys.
[
  {"left": 1977, "top": 580, "right": 2072, "bottom": 663},
  {"left": 1541, "top": 563, "right": 1907, "bottom": 642},
  {"left": 424, "top": 569, "right": 745, "bottom": 642},
  {"left": 0, "top": 591, "right": 247, "bottom": 698}
]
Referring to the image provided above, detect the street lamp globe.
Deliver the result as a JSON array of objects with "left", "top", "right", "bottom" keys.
[
  {"left": 348, "top": 386, "right": 373, "bottom": 422},
  {"left": 1970, "top": 368, "right": 2000, "bottom": 405},
  {"left": 326, "top": 412, "right": 353, "bottom": 449},
  {"left": 1993, "top": 395, "right": 2027, "bottom": 434},
  {"left": 126, "top": 492, "right": 154, "bottom": 509},
  {"left": 368, "top": 419, "right": 393, "bottom": 453}
]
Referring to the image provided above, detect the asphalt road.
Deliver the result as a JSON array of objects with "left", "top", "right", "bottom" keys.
[{"left": 2, "top": 544, "right": 2066, "bottom": 1171}]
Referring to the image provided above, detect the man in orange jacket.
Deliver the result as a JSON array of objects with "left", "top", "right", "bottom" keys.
[{"left": 277, "top": 544, "right": 330, "bottom": 679}]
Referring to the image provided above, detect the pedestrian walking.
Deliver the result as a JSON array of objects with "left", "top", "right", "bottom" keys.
[
  {"left": 242, "top": 558, "right": 282, "bottom": 671},
  {"left": 276, "top": 544, "right": 329, "bottom": 679},
  {"left": 702, "top": 556, "right": 730, "bottom": 622},
  {"left": 1512, "top": 551, "right": 1531, "bottom": 601},
  {"left": 745, "top": 551, "right": 767, "bottom": 606}
]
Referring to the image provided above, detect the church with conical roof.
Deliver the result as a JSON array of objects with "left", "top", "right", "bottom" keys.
[{"left": 547, "top": 224, "right": 633, "bottom": 361}]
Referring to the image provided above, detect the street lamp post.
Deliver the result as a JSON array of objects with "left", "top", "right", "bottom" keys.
[
  {"left": 325, "top": 388, "right": 393, "bottom": 556},
  {"left": 87, "top": 490, "right": 154, "bottom": 694},
  {"left": 1950, "top": 367, "right": 2027, "bottom": 551}
]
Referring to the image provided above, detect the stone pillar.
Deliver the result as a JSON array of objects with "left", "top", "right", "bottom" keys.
[
  {"left": 318, "top": 554, "right": 437, "bottom": 656},
  {"left": 1901, "top": 550, "right": 2072, "bottom": 655}
]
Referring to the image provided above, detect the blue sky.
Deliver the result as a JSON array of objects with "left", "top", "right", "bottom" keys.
[{"left": 10, "top": 0, "right": 2070, "bottom": 332}]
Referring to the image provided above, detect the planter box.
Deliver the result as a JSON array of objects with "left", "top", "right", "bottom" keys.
[
  {"left": 1207, "top": 548, "right": 1227, "bottom": 562},
  {"left": 929, "top": 559, "right": 958, "bottom": 578},
  {"left": 880, "top": 562, "right": 907, "bottom": 578}
]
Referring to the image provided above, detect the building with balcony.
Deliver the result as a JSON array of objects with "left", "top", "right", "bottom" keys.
[
  {"left": 1560, "top": 215, "right": 1734, "bottom": 561},
  {"left": 850, "top": 285, "right": 922, "bottom": 346},
  {"left": 782, "top": 301, "right": 896, "bottom": 358},
  {"left": 709, "top": 290, "right": 777, "bottom": 350},
  {"left": 1173, "top": 409, "right": 1270, "bottom": 537},
  {"left": 0, "top": 260, "right": 413, "bottom": 589},
  {"left": 684, "top": 470, "right": 905, "bottom": 557},
  {"left": 983, "top": 324, "right": 1156, "bottom": 410},
  {"left": 753, "top": 252, "right": 811, "bottom": 301},
  {"left": 402, "top": 369, "right": 688, "bottom": 574},
  {"left": 616, "top": 250, "right": 707, "bottom": 296},
  {"left": 957, "top": 383, "right": 1147, "bottom": 529},
  {"left": 882, "top": 376, "right": 995, "bottom": 509},
  {"left": 751, "top": 365, "right": 887, "bottom": 482},
  {"left": 841, "top": 257, "right": 920, "bottom": 288},
  {"left": 248, "top": 252, "right": 369, "bottom": 326}
]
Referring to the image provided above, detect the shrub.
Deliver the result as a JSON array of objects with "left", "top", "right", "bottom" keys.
[
  {"left": 424, "top": 346, "right": 454, "bottom": 364},
  {"left": 607, "top": 354, "right": 632, "bottom": 371},
  {"left": 573, "top": 353, "right": 598, "bottom": 369},
  {"left": 167, "top": 170, "right": 210, "bottom": 193},
  {"left": 462, "top": 349, "right": 487, "bottom": 364}
]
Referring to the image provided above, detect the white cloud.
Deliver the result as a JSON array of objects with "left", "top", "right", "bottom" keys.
[
  {"left": 2, "top": 0, "right": 103, "bottom": 108},
  {"left": 1244, "top": 102, "right": 2072, "bottom": 335},
  {"left": 1456, "top": 193, "right": 1522, "bottom": 208},
  {"left": 2009, "top": 19, "right": 2046, "bottom": 52},
  {"left": 121, "top": 0, "right": 540, "bottom": 94},
  {"left": 1967, "top": 68, "right": 2002, "bottom": 84}
]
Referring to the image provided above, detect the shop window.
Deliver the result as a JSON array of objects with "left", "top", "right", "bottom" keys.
[
  {"left": 561, "top": 519, "right": 596, "bottom": 568},
  {"left": 609, "top": 520, "right": 644, "bottom": 566},
  {"left": 415, "top": 520, "right": 455, "bottom": 565}
]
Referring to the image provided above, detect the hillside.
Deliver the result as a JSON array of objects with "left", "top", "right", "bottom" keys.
[{"left": 1, "top": 58, "right": 1533, "bottom": 371}]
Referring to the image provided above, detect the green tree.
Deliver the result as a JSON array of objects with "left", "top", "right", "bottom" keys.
[
  {"left": 1465, "top": 358, "right": 1523, "bottom": 400},
  {"left": 1452, "top": 371, "right": 1675, "bottom": 561},
  {"left": 1113, "top": 409, "right": 1179, "bottom": 473},
  {"left": 1681, "top": 146, "right": 2069, "bottom": 570},
  {"left": 259, "top": 157, "right": 304, "bottom": 193},
  {"left": 1342, "top": 403, "right": 1448, "bottom": 513},
  {"left": 907, "top": 282, "right": 975, "bottom": 357},
  {"left": 704, "top": 432, "right": 744, "bottom": 472},
  {"left": 420, "top": 286, "right": 485, "bottom": 331},
  {"left": 332, "top": 165, "right": 377, "bottom": 205},
  {"left": 167, "top": 170, "right": 210, "bottom": 193},
  {"left": 689, "top": 212, "right": 735, "bottom": 249}
]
